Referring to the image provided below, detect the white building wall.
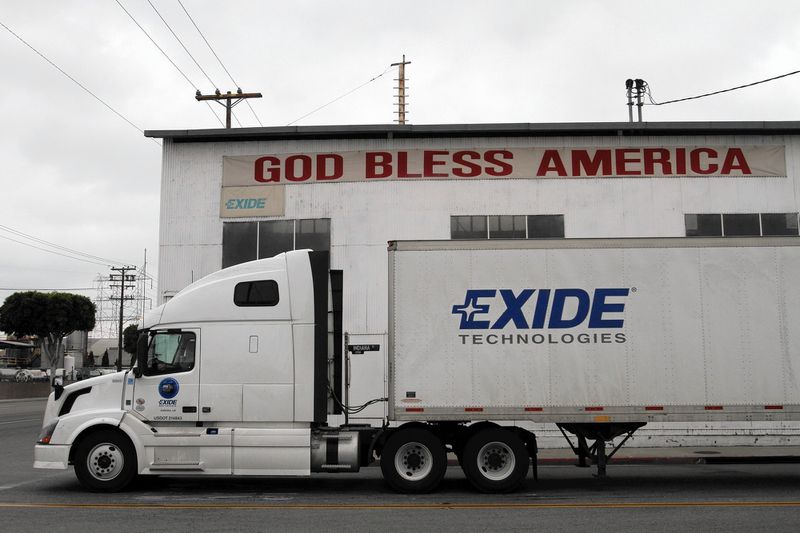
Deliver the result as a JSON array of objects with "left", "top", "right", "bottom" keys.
[{"left": 157, "top": 132, "right": 800, "bottom": 446}]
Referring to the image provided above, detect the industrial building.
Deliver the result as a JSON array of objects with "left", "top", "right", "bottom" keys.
[{"left": 145, "top": 121, "right": 800, "bottom": 445}]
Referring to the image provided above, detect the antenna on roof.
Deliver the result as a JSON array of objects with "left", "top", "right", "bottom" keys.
[{"left": 625, "top": 79, "right": 647, "bottom": 123}]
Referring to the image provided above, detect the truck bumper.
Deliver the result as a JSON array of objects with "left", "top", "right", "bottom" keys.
[{"left": 33, "top": 444, "right": 70, "bottom": 469}]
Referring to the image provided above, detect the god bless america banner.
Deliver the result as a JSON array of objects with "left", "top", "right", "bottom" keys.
[{"left": 222, "top": 145, "right": 786, "bottom": 186}]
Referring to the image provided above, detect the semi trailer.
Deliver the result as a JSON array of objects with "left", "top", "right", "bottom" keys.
[{"left": 34, "top": 237, "right": 800, "bottom": 492}]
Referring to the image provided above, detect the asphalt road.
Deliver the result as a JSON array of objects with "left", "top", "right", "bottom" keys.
[{"left": 3, "top": 399, "right": 800, "bottom": 532}]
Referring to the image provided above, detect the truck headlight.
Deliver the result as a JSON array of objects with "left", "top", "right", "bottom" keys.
[{"left": 36, "top": 419, "right": 59, "bottom": 445}]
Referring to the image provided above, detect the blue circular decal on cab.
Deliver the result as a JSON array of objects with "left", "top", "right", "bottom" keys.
[{"left": 158, "top": 377, "right": 179, "bottom": 399}]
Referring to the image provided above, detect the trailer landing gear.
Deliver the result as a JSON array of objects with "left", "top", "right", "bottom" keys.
[{"left": 557, "top": 422, "right": 645, "bottom": 478}]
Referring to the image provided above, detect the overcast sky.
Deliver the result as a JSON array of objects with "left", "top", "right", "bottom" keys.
[{"left": 2, "top": 0, "right": 800, "bottom": 335}]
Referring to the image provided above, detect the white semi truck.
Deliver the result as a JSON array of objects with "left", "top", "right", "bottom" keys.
[{"left": 34, "top": 238, "right": 800, "bottom": 492}]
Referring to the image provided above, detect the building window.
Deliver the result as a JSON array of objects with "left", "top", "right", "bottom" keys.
[
  {"left": 451, "top": 215, "right": 564, "bottom": 239},
  {"left": 222, "top": 218, "right": 331, "bottom": 268},
  {"left": 762, "top": 213, "right": 799, "bottom": 236},
  {"left": 222, "top": 222, "right": 257, "bottom": 268},
  {"left": 528, "top": 215, "right": 565, "bottom": 238},
  {"left": 685, "top": 213, "right": 798, "bottom": 237},
  {"left": 489, "top": 215, "right": 526, "bottom": 239},
  {"left": 722, "top": 214, "right": 760, "bottom": 236},
  {"left": 258, "top": 220, "right": 294, "bottom": 260},
  {"left": 295, "top": 218, "right": 331, "bottom": 252},
  {"left": 685, "top": 214, "right": 723, "bottom": 237},
  {"left": 451, "top": 216, "right": 488, "bottom": 239}
]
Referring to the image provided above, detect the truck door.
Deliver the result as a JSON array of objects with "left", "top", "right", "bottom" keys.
[{"left": 132, "top": 329, "right": 200, "bottom": 423}]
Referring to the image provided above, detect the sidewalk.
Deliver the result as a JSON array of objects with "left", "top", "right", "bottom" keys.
[{"left": 535, "top": 446, "right": 800, "bottom": 465}]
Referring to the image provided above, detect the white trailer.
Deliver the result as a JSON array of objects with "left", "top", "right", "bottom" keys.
[{"left": 34, "top": 237, "right": 800, "bottom": 493}]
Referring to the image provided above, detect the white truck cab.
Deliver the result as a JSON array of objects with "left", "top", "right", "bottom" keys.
[{"left": 34, "top": 250, "right": 379, "bottom": 491}]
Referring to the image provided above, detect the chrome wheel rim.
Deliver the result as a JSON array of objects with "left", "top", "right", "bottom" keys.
[
  {"left": 87, "top": 442, "right": 124, "bottom": 481},
  {"left": 477, "top": 441, "right": 515, "bottom": 480},
  {"left": 394, "top": 441, "right": 434, "bottom": 481}
]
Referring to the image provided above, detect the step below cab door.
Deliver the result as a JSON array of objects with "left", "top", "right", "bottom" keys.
[{"left": 132, "top": 329, "right": 200, "bottom": 423}]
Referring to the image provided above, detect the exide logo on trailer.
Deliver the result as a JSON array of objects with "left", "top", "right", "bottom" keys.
[{"left": 452, "top": 288, "right": 630, "bottom": 346}]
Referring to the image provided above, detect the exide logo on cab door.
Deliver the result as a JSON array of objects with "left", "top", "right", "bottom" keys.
[{"left": 452, "top": 288, "right": 631, "bottom": 346}]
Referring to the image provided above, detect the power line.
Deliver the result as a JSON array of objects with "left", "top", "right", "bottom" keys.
[
  {"left": 147, "top": 0, "right": 216, "bottom": 89},
  {"left": 114, "top": 0, "right": 225, "bottom": 128},
  {"left": 0, "top": 287, "right": 95, "bottom": 291},
  {"left": 0, "top": 18, "right": 160, "bottom": 146},
  {"left": 0, "top": 233, "right": 111, "bottom": 267},
  {"left": 145, "top": 0, "right": 243, "bottom": 128},
  {"left": 0, "top": 223, "right": 130, "bottom": 266},
  {"left": 646, "top": 69, "right": 800, "bottom": 106},
  {"left": 178, "top": 0, "right": 263, "bottom": 126},
  {"left": 287, "top": 65, "right": 396, "bottom": 126}
]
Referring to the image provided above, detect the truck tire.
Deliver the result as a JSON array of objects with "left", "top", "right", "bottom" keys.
[
  {"left": 74, "top": 429, "right": 137, "bottom": 492},
  {"left": 462, "top": 428, "right": 529, "bottom": 493},
  {"left": 380, "top": 427, "right": 447, "bottom": 493}
]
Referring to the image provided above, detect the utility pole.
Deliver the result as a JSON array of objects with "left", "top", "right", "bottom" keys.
[
  {"left": 391, "top": 55, "right": 411, "bottom": 124},
  {"left": 195, "top": 88, "right": 262, "bottom": 128},
  {"left": 110, "top": 266, "right": 136, "bottom": 372}
]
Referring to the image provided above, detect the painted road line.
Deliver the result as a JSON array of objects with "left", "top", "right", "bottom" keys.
[
  {"left": 0, "top": 417, "right": 40, "bottom": 425},
  {"left": 2, "top": 501, "right": 800, "bottom": 510}
]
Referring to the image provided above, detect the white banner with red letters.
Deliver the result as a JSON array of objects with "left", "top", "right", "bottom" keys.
[{"left": 222, "top": 145, "right": 786, "bottom": 186}]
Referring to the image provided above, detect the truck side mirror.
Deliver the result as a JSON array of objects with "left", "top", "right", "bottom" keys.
[{"left": 134, "top": 333, "right": 149, "bottom": 378}]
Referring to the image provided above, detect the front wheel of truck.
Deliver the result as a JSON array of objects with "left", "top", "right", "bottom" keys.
[
  {"left": 74, "top": 429, "right": 137, "bottom": 492},
  {"left": 380, "top": 427, "right": 447, "bottom": 493}
]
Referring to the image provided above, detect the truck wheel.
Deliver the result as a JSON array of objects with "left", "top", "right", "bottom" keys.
[
  {"left": 462, "top": 428, "right": 529, "bottom": 493},
  {"left": 74, "top": 429, "right": 137, "bottom": 492},
  {"left": 380, "top": 427, "right": 447, "bottom": 493}
]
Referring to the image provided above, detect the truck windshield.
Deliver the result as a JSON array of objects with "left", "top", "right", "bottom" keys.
[{"left": 145, "top": 332, "right": 195, "bottom": 376}]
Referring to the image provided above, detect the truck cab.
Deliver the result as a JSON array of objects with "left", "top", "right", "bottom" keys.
[{"left": 34, "top": 250, "right": 374, "bottom": 491}]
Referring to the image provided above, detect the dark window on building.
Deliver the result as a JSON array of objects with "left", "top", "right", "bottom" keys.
[
  {"left": 234, "top": 280, "right": 279, "bottom": 307},
  {"left": 685, "top": 213, "right": 798, "bottom": 237},
  {"left": 258, "top": 220, "right": 294, "bottom": 259},
  {"left": 451, "top": 215, "right": 565, "bottom": 239},
  {"left": 296, "top": 218, "right": 331, "bottom": 251},
  {"left": 723, "top": 214, "right": 760, "bottom": 236},
  {"left": 685, "top": 214, "right": 723, "bottom": 237},
  {"left": 222, "top": 222, "right": 257, "bottom": 268},
  {"left": 528, "top": 215, "right": 565, "bottom": 238},
  {"left": 223, "top": 219, "right": 331, "bottom": 268},
  {"left": 451, "top": 216, "right": 488, "bottom": 239},
  {"left": 489, "top": 215, "right": 526, "bottom": 239},
  {"left": 761, "top": 213, "right": 799, "bottom": 236}
]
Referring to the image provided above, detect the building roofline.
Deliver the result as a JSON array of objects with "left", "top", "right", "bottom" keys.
[{"left": 144, "top": 121, "right": 800, "bottom": 143}]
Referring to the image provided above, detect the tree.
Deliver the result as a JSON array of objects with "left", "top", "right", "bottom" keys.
[
  {"left": 123, "top": 323, "right": 139, "bottom": 367},
  {"left": 0, "top": 291, "right": 96, "bottom": 381}
]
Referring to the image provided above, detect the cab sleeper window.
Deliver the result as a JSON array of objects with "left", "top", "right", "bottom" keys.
[
  {"left": 145, "top": 332, "right": 195, "bottom": 376},
  {"left": 234, "top": 280, "right": 279, "bottom": 307}
]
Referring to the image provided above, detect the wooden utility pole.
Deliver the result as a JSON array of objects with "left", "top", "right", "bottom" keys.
[
  {"left": 196, "top": 89, "right": 262, "bottom": 128},
  {"left": 110, "top": 266, "right": 136, "bottom": 372},
  {"left": 391, "top": 55, "right": 411, "bottom": 124}
]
